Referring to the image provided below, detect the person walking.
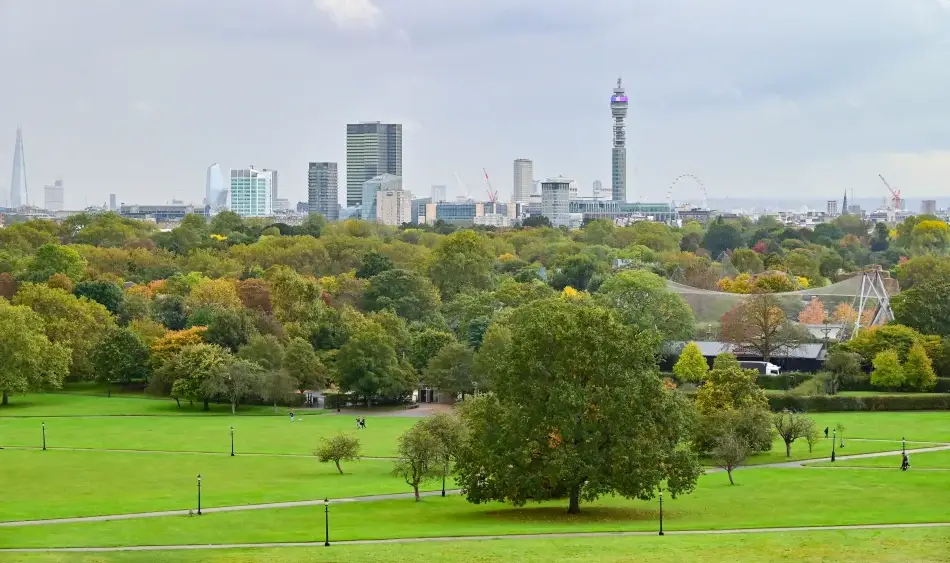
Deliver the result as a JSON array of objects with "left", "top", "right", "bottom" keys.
[
  {"left": 824, "top": 427, "right": 829, "bottom": 439},
  {"left": 901, "top": 453, "right": 909, "bottom": 471},
  {"left": 290, "top": 410, "right": 295, "bottom": 423}
]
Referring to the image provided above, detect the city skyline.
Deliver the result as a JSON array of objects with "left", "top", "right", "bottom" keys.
[{"left": 3, "top": 1, "right": 950, "bottom": 209}]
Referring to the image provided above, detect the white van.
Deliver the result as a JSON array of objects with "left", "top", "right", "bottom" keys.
[{"left": 739, "top": 361, "right": 782, "bottom": 375}]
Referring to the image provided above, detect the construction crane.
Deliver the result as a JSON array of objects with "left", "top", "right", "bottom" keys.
[
  {"left": 482, "top": 168, "right": 498, "bottom": 204},
  {"left": 878, "top": 174, "right": 902, "bottom": 210},
  {"left": 453, "top": 172, "right": 470, "bottom": 201}
]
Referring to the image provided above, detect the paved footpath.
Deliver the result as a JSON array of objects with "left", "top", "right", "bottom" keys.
[
  {"left": 3, "top": 522, "right": 950, "bottom": 553},
  {"left": 4, "top": 444, "right": 949, "bottom": 529}
]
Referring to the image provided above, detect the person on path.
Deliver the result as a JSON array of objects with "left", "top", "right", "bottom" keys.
[
  {"left": 356, "top": 417, "right": 361, "bottom": 430},
  {"left": 360, "top": 417, "right": 366, "bottom": 429},
  {"left": 901, "top": 453, "right": 909, "bottom": 471},
  {"left": 824, "top": 427, "right": 829, "bottom": 439},
  {"left": 290, "top": 410, "right": 295, "bottom": 423}
]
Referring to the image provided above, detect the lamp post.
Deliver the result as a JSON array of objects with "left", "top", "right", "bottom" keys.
[
  {"left": 42, "top": 422, "right": 46, "bottom": 451},
  {"left": 197, "top": 474, "right": 202, "bottom": 515},
  {"left": 324, "top": 498, "right": 330, "bottom": 546},
  {"left": 902, "top": 436, "right": 906, "bottom": 455},
  {"left": 230, "top": 426, "right": 235, "bottom": 457},
  {"left": 658, "top": 488, "right": 664, "bottom": 536},
  {"left": 831, "top": 429, "right": 837, "bottom": 462}
]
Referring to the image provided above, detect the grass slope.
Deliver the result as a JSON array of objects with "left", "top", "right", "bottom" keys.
[
  {"left": 3, "top": 528, "right": 950, "bottom": 563},
  {"left": 3, "top": 468, "right": 948, "bottom": 548},
  {"left": 809, "top": 449, "right": 950, "bottom": 469}
]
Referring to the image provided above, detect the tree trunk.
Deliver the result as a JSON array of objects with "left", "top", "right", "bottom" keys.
[
  {"left": 107, "top": 382, "right": 112, "bottom": 398},
  {"left": 175, "top": 397, "right": 181, "bottom": 408},
  {"left": 568, "top": 486, "right": 581, "bottom": 514},
  {"left": 1, "top": 391, "right": 7, "bottom": 406},
  {"left": 413, "top": 484, "right": 420, "bottom": 502},
  {"left": 231, "top": 401, "right": 236, "bottom": 415},
  {"left": 727, "top": 468, "right": 735, "bottom": 485},
  {"left": 335, "top": 460, "right": 343, "bottom": 474},
  {"left": 366, "top": 396, "right": 372, "bottom": 408},
  {"left": 273, "top": 399, "right": 278, "bottom": 413},
  {"left": 785, "top": 441, "right": 792, "bottom": 457},
  {"left": 203, "top": 398, "right": 210, "bottom": 411}
]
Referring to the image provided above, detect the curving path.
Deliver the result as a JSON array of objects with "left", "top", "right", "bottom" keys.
[{"left": 3, "top": 522, "right": 950, "bottom": 554}]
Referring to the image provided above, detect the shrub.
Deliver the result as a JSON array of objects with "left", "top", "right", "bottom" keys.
[
  {"left": 904, "top": 343, "right": 937, "bottom": 392},
  {"left": 870, "top": 350, "right": 904, "bottom": 390},
  {"left": 755, "top": 373, "right": 814, "bottom": 391}
]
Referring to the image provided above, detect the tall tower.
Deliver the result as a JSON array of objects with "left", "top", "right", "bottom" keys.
[
  {"left": 9, "top": 127, "right": 28, "bottom": 208},
  {"left": 610, "top": 78, "right": 628, "bottom": 202},
  {"left": 513, "top": 159, "right": 533, "bottom": 204},
  {"left": 308, "top": 162, "right": 339, "bottom": 220},
  {"left": 346, "top": 122, "right": 403, "bottom": 208}
]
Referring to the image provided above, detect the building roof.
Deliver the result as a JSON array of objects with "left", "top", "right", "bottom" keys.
[{"left": 666, "top": 341, "right": 827, "bottom": 361}]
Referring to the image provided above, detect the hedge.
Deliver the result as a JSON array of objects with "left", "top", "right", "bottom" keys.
[
  {"left": 756, "top": 373, "right": 814, "bottom": 391},
  {"left": 838, "top": 376, "right": 950, "bottom": 393},
  {"left": 768, "top": 394, "right": 950, "bottom": 412}
]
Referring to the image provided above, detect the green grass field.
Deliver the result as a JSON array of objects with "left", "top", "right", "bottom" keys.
[
  {"left": 3, "top": 468, "right": 948, "bottom": 548},
  {"left": 0, "top": 393, "right": 282, "bottom": 417},
  {"left": 3, "top": 528, "right": 950, "bottom": 563},
  {"left": 809, "top": 449, "right": 950, "bottom": 469}
]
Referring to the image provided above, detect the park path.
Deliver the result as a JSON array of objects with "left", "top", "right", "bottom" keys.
[
  {"left": 3, "top": 444, "right": 949, "bottom": 529},
  {"left": 2, "top": 521, "right": 950, "bottom": 554}
]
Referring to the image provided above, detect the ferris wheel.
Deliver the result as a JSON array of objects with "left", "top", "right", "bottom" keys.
[{"left": 668, "top": 174, "right": 708, "bottom": 210}]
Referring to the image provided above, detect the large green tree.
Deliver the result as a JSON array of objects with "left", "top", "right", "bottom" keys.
[
  {"left": 428, "top": 230, "right": 495, "bottom": 299},
  {"left": 21, "top": 243, "right": 87, "bottom": 283},
  {"left": 363, "top": 269, "right": 441, "bottom": 321},
  {"left": 91, "top": 327, "right": 150, "bottom": 386},
  {"left": 337, "top": 326, "right": 415, "bottom": 407},
  {"left": 0, "top": 301, "right": 71, "bottom": 405},
  {"left": 892, "top": 280, "right": 950, "bottom": 337},
  {"left": 596, "top": 270, "right": 695, "bottom": 342},
  {"left": 454, "top": 297, "right": 701, "bottom": 514},
  {"left": 423, "top": 343, "right": 477, "bottom": 399},
  {"left": 74, "top": 280, "right": 124, "bottom": 315},
  {"left": 161, "top": 343, "right": 232, "bottom": 410}
]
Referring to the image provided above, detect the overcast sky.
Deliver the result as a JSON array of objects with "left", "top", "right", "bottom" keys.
[{"left": 2, "top": 0, "right": 949, "bottom": 209}]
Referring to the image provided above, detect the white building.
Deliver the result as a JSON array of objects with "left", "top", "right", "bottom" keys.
[
  {"left": 513, "top": 159, "right": 533, "bottom": 204},
  {"left": 376, "top": 188, "right": 411, "bottom": 226},
  {"left": 44, "top": 180, "right": 64, "bottom": 212},
  {"left": 228, "top": 167, "right": 274, "bottom": 217},
  {"left": 541, "top": 177, "right": 573, "bottom": 228},
  {"left": 474, "top": 213, "right": 511, "bottom": 227},
  {"left": 431, "top": 185, "right": 448, "bottom": 203},
  {"left": 361, "top": 174, "right": 402, "bottom": 220}
]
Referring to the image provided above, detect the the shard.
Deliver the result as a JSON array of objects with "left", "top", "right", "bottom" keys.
[{"left": 9, "top": 127, "right": 28, "bottom": 208}]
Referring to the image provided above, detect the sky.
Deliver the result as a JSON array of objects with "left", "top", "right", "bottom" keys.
[{"left": 2, "top": 0, "right": 950, "bottom": 210}]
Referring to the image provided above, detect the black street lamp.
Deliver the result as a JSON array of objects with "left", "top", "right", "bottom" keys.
[
  {"left": 197, "top": 474, "right": 202, "bottom": 515},
  {"left": 658, "top": 488, "right": 664, "bottom": 536},
  {"left": 902, "top": 436, "right": 906, "bottom": 455},
  {"left": 42, "top": 422, "right": 46, "bottom": 451},
  {"left": 441, "top": 460, "right": 448, "bottom": 497},
  {"left": 324, "top": 498, "right": 330, "bottom": 547},
  {"left": 230, "top": 426, "right": 235, "bottom": 457},
  {"left": 831, "top": 429, "right": 837, "bottom": 462}
]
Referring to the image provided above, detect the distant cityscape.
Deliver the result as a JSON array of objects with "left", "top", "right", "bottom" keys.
[{"left": 5, "top": 79, "right": 949, "bottom": 230}]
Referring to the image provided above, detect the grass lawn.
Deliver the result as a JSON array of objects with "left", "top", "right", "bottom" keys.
[
  {"left": 3, "top": 468, "right": 948, "bottom": 548},
  {"left": 806, "top": 411, "right": 950, "bottom": 443},
  {"left": 2, "top": 528, "right": 949, "bottom": 563},
  {"left": 0, "top": 415, "right": 414, "bottom": 457},
  {"left": 809, "top": 449, "right": 950, "bottom": 470},
  {"left": 0, "top": 393, "right": 282, "bottom": 417},
  {"left": 0, "top": 450, "right": 430, "bottom": 522},
  {"left": 741, "top": 435, "right": 916, "bottom": 465}
]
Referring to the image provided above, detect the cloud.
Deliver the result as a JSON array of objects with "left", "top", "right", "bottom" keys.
[
  {"left": 315, "top": 0, "right": 382, "bottom": 30},
  {"left": 130, "top": 101, "right": 156, "bottom": 115}
]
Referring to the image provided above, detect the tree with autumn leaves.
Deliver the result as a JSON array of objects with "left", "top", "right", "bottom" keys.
[
  {"left": 454, "top": 296, "right": 701, "bottom": 514},
  {"left": 719, "top": 293, "right": 809, "bottom": 362}
]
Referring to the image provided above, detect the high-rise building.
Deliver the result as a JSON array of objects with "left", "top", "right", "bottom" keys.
[
  {"left": 228, "top": 167, "right": 274, "bottom": 217},
  {"left": 205, "top": 163, "right": 227, "bottom": 214},
  {"left": 431, "top": 185, "right": 447, "bottom": 202},
  {"left": 9, "top": 127, "right": 27, "bottom": 208},
  {"left": 308, "top": 162, "right": 339, "bottom": 220},
  {"left": 541, "top": 177, "right": 573, "bottom": 228},
  {"left": 376, "top": 188, "right": 411, "bottom": 226},
  {"left": 109, "top": 194, "right": 118, "bottom": 211},
  {"left": 610, "top": 78, "right": 629, "bottom": 202},
  {"left": 44, "top": 179, "right": 64, "bottom": 212},
  {"left": 361, "top": 174, "right": 402, "bottom": 221},
  {"left": 346, "top": 122, "right": 402, "bottom": 208},
  {"left": 827, "top": 200, "right": 838, "bottom": 215},
  {"left": 592, "top": 180, "right": 605, "bottom": 200},
  {"left": 513, "top": 159, "right": 533, "bottom": 204},
  {"left": 263, "top": 168, "right": 279, "bottom": 208},
  {"left": 842, "top": 191, "right": 848, "bottom": 215},
  {"left": 922, "top": 200, "right": 937, "bottom": 215}
]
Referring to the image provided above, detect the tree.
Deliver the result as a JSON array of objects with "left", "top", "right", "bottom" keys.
[
  {"left": 893, "top": 280, "right": 950, "bottom": 336},
  {"left": 673, "top": 342, "right": 708, "bottom": 383},
  {"left": 283, "top": 337, "right": 328, "bottom": 391},
  {"left": 845, "top": 324, "right": 926, "bottom": 364},
  {"left": 904, "top": 342, "right": 937, "bottom": 392},
  {"left": 712, "top": 425, "right": 751, "bottom": 485},
  {"left": 202, "top": 357, "right": 264, "bottom": 414},
  {"left": 235, "top": 278, "right": 272, "bottom": 313},
  {"left": 521, "top": 215, "right": 551, "bottom": 228},
  {"left": 772, "top": 410, "right": 815, "bottom": 458},
  {"left": 409, "top": 329, "right": 456, "bottom": 372},
  {"left": 719, "top": 294, "right": 807, "bottom": 362},
  {"left": 701, "top": 218, "right": 745, "bottom": 256},
  {"left": 73, "top": 280, "right": 124, "bottom": 315},
  {"left": 153, "top": 294, "right": 189, "bottom": 330},
  {"left": 363, "top": 269, "right": 441, "bottom": 321},
  {"left": 91, "top": 327, "right": 150, "bottom": 387},
  {"left": 186, "top": 278, "right": 242, "bottom": 310},
  {"left": 316, "top": 434, "right": 362, "bottom": 474},
  {"left": 823, "top": 349, "right": 862, "bottom": 395},
  {"left": 47, "top": 273, "right": 74, "bottom": 293},
  {"left": 428, "top": 230, "right": 495, "bottom": 299},
  {"left": 238, "top": 334, "right": 285, "bottom": 372},
  {"left": 730, "top": 249, "right": 764, "bottom": 274},
  {"left": 295, "top": 213, "right": 326, "bottom": 238},
  {"left": 797, "top": 297, "right": 827, "bottom": 324},
  {"left": 551, "top": 254, "right": 607, "bottom": 291},
  {"left": 355, "top": 251, "right": 395, "bottom": 279},
  {"left": 161, "top": 343, "right": 231, "bottom": 410},
  {"left": 870, "top": 350, "right": 904, "bottom": 390},
  {"left": 392, "top": 423, "right": 445, "bottom": 501},
  {"left": 0, "top": 272, "right": 17, "bottom": 300},
  {"left": 21, "top": 243, "right": 87, "bottom": 283},
  {"left": 337, "top": 326, "right": 414, "bottom": 407},
  {"left": 896, "top": 256, "right": 950, "bottom": 290},
  {"left": 13, "top": 283, "right": 116, "bottom": 379},
  {"left": 424, "top": 343, "right": 476, "bottom": 398},
  {"left": 149, "top": 326, "right": 207, "bottom": 373},
  {"left": 596, "top": 270, "right": 695, "bottom": 342},
  {"left": 204, "top": 308, "right": 256, "bottom": 352},
  {"left": 909, "top": 220, "right": 950, "bottom": 255},
  {"left": 0, "top": 301, "right": 71, "bottom": 405},
  {"left": 420, "top": 413, "right": 466, "bottom": 489},
  {"left": 454, "top": 297, "right": 702, "bottom": 514}
]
